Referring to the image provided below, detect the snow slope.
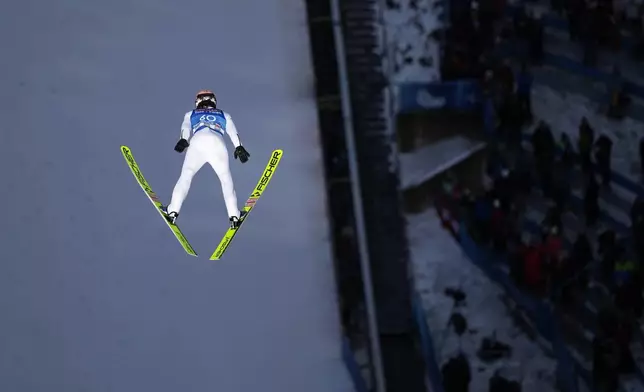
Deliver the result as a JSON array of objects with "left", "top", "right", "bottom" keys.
[
  {"left": 0, "top": 1, "right": 353, "bottom": 392},
  {"left": 407, "top": 210, "right": 557, "bottom": 391}
]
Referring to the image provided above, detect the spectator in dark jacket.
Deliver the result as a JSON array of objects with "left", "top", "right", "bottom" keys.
[
  {"left": 523, "top": 240, "right": 545, "bottom": 295},
  {"left": 498, "top": 98, "right": 524, "bottom": 148},
  {"left": 490, "top": 198, "right": 509, "bottom": 251},
  {"left": 510, "top": 238, "right": 527, "bottom": 285},
  {"left": 542, "top": 226, "right": 563, "bottom": 290},
  {"left": 442, "top": 352, "right": 471, "bottom": 392},
  {"left": 630, "top": 197, "right": 644, "bottom": 227},
  {"left": 639, "top": 137, "right": 644, "bottom": 177},
  {"left": 594, "top": 134, "right": 613, "bottom": 187},
  {"left": 516, "top": 62, "right": 533, "bottom": 122},
  {"left": 584, "top": 173, "right": 600, "bottom": 226},
  {"left": 581, "top": 6, "right": 599, "bottom": 66},
  {"left": 559, "top": 133, "right": 575, "bottom": 168},
  {"left": 542, "top": 204, "right": 562, "bottom": 234},
  {"left": 532, "top": 122, "right": 555, "bottom": 159},
  {"left": 593, "top": 308, "right": 621, "bottom": 392},
  {"left": 492, "top": 168, "right": 515, "bottom": 209},
  {"left": 634, "top": 19, "right": 644, "bottom": 61},
  {"left": 598, "top": 229, "right": 620, "bottom": 282},
  {"left": 532, "top": 121, "right": 556, "bottom": 195},
  {"left": 607, "top": 72, "right": 631, "bottom": 120},
  {"left": 543, "top": 226, "right": 563, "bottom": 265},
  {"left": 578, "top": 117, "right": 595, "bottom": 173},
  {"left": 613, "top": 258, "right": 642, "bottom": 319},
  {"left": 566, "top": 0, "right": 586, "bottom": 41},
  {"left": 472, "top": 195, "right": 493, "bottom": 244},
  {"left": 551, "top": 160, "right": 571, "bottom": 210},
  {"left": 496, "top": 59, "right": 515, "bottom": 100},
  {"left": 527, "top": 14, "right": 545, "bottom": 63},
  {"left": 571, "top": 233, "right": 592, "bottom": 288},
  {"left": 631, "top": 197, "right": 644, "bottom": 263}
]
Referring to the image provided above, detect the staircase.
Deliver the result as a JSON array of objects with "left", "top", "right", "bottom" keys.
[{"left": 337, "top": 0, "right": 428, "bottom": 391}]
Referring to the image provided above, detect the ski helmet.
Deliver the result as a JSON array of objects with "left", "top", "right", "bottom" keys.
[{"left": 195, "top": 90, "right": 217, "bottom": 109}]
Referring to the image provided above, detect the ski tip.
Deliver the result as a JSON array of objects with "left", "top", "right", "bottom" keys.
[
  {"left": 121, "top": 145, "right": 131, "bottom": 153},
  {"left": 270, "top": 149, "right": 283, "bottom": 162}
]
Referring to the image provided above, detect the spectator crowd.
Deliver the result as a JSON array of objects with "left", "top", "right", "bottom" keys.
[{"left": 434, "top": 0, "right": 644, "bottom": 390}]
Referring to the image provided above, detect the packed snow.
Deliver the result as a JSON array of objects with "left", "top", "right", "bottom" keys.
[
  {"left": 0, "top": 0, "right": 353, "bottom": 391},
  {"left": 511, "top": 0, "right": 644, "bottom": 183},
  {"left": 407, "top": 209, "right": 558, "bottom": 391},
  {"left": 394, "top": 126, "right": 557, "bottom": 391},
  {"left": 383, "top": 0, "right": 444, "bottom": 83},
  {"left": 531, "top": 83, "right": 644, "bottom": 182}
]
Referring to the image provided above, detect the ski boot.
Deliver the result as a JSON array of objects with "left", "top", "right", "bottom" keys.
[
  {"left": 229, "top": 210, "right": 247, "bottom": 229},
  {"left": 161, "top": 206, "right": 179, "bottom": 225}
]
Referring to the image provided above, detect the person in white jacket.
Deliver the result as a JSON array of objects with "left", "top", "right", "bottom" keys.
[{"left": 162, "top": 90, "right": 250, "bottom": 228}]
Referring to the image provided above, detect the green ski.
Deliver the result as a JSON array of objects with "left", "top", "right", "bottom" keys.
[
  {"left": 210, "top": 149, "right": 283, "bottom": 260},
  {"left": 121, "top": 145, "right": 198, "bottom": 256}
]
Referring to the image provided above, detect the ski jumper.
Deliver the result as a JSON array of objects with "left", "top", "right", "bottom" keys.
[{"left": 167, "top": 108, "right": 241, "bottom": 218}]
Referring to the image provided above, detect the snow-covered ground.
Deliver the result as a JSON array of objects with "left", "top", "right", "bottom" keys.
[
  {"left": 407, "top": 210, "right": 558, "bottom": 391},
  {"left": 0, "top": 1, "right": 353, "bottom": 391},
  {"left": 383, "top": 0, "right": 443, "bottom": 82},
  {"left": 526, "top": 81, "right": 644, "bottom": 392},
  {"left": 510, "top": 0, "right": 644, "bottom": 183},
  {"left": 508, "top": 0, "right": 644, "bottom": 183},
  {"left": 399, "top": 135, "right": 486, "bottom": 189},
  {"left": 531, "top": 83, "right": 644, "bottom": 183},
  {"left": 511, "top": 0, "right": 644, "bottom": 86}
]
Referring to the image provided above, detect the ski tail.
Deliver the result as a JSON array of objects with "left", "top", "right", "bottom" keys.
[
  {"left": 121, "top": 145, "right": 198, "bottom": 256},
  {"left": 210, "top": 149, "right": 283, "bottom": 260}
]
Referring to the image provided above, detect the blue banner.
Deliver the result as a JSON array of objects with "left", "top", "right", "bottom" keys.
[{"left": 398, "top": 80, "right": 482, "bottom": 113}]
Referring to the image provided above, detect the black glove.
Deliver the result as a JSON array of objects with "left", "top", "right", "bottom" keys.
[
  {"left": 174, "top": 138, "right": 189, "bottom": 153},
  {"left": 234, "top": 145, "right": 250, "bottom": 163}
]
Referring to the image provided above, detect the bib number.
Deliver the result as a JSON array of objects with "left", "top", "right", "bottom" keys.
[{"left": 200, "top": 114, "right": 217, "bottom": 123}]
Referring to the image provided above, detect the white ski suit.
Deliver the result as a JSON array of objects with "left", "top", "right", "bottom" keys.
[{"left": 167, "top": 108, "right": 241, "bottom": 218}]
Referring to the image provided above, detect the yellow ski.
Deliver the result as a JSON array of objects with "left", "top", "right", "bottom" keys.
[
  {"left": 120, "top": 145, "right": 198, "bottom": 257},
  {"left": 210, "top": 149, "right": 283, "bottom": 260}
]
